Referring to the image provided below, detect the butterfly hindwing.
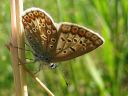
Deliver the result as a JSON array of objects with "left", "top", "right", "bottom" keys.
[{"left": 52, "top": 22, "right": 104, "bottom": 62}]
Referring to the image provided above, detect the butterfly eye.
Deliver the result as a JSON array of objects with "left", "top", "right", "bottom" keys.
[{"left": 50, "top": 63, "right": 57, "bottom": 69}]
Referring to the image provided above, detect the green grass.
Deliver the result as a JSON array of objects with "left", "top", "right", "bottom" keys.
[{"left": 0, "top": 0, "right": 128, "bottom": 96}]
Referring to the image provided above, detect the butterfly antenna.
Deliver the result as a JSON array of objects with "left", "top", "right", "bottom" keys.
[{"left": 34, "top": 63, "right": 42, "bottom": 74}]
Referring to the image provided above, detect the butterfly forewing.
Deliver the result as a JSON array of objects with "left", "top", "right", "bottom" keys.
[
  {"left": 51, "top": 23, "right": 104, "bottom": 62},
  {"left": 22, "top": 8, "right": 59, "bottom": 57}
]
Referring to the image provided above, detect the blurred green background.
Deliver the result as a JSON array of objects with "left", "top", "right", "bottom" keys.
[{"left": 0, "top": 0, "right": 128, "bottom": 96}]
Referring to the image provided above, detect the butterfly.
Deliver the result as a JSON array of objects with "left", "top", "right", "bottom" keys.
[{"left": 22, "top": 8, "right": 104, "bottom": 69}]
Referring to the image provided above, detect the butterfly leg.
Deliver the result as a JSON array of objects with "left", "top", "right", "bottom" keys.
[{"left": 33, "top": 63, "right": 42, "bottom": 74}]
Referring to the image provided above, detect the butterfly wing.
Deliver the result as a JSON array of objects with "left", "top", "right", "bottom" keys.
[
  {"left": 51, "top": 22, "right": 104, "bottom": 62},
  {"left": 22, "top": 8, "right": 104, "bottom": 63},
  {"left": 22, "top": 8, "right": 59, "bottom": 57}
]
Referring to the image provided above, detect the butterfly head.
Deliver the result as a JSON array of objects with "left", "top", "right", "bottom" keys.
[{"left": 50, "top": 63, "right": 57, "bottom": 69}]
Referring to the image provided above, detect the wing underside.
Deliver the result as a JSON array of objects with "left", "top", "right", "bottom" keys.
[
  {"left": 22, "top": 8, "right": 59, "bottom": 57},
  {"left": 52, "top": 22, "right": 104, "bottom": 62}
]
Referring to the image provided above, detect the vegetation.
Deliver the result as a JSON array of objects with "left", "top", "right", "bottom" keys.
[{"left": 0, "top": 0, "right": 128, "bottom": 96}]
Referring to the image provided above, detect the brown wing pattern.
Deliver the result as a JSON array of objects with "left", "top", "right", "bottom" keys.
[
  {"left": 52, "top": 22, "right": 104, "bottom": 62},
  {"left": 22, "top": 8, "right": 59, "bottom": 56}
]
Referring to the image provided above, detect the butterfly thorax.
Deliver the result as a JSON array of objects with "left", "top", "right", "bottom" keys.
[
  {"left": 34, "top": 53, "right": 53, "bottom": 63},
  {"left": 34, "top": 53, "right": 57, "bottom": 69}
]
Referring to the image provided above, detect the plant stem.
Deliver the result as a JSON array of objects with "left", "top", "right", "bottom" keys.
[{"left": 10, "top": 0, "right": 28, "bottom": 96}]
